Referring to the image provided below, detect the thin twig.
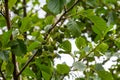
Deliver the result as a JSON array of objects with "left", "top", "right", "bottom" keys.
[{"left": 17, "top": 0, "right": 80, "bottom": 77}]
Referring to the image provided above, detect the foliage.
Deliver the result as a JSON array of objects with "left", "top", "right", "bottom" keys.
[{"left": 0, "top": 0, "right": 120, "bottom": 80}]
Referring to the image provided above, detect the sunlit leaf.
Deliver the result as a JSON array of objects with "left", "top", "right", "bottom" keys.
[
  {"left": 8, "top": 0, "right": 17, "bottom": 9},
  {"left": 59, "top": 40, "right": 71, "bottom": 52},
  {"left": 44, "top": 15, "right": 54, "bottom": 25},
  {"left": 96, "top": 43, "right": 109, "bottom": 53},
  {"left": 27, "top": 41, "right": 40, "bottom": 52},
  {"left": 56, "top": 64, "right": 70, "bottom": 74},
  {"left": 90, "top": 16, "right": 107, "bottom": 36},
  {"left": 75, "top": 37, "right": 86, "bottom": 49},
  {"left": 20, "top": 17, "right": 32, "bottom": 33},
  {"left": 42, "top": 71, "right": 51, "bottom": 80}
]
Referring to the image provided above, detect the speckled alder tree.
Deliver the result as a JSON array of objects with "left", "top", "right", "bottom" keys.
[{"left": 0, "top": 0, "right": 120, "bottom": 80}]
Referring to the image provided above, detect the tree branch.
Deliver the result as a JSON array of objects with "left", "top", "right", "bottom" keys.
[
  {"left": 17, "top": 0, "right": 80, "bottom": 76},
  {"left": 4, "top": 0, "right": 18, "bottom": 80},
  {"left": 17, "top": 49, "right": 42, "bottom": 77}
]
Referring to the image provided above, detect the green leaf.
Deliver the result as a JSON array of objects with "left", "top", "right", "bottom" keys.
[
  {"left": 97, "top": 70, "right": 114, "bottom": 80},
  {"left": 73, "top": 61, "right": 86, "bottom": 71},
  {"left": 44, "top": 16, "right": 54, "bottom": 25},
  {"left": 0, "top": 50, "right": 9, "bottom": 61},
  {"left": 103, "top": 0, "right": 117, "bottom": 4},
  {"left": 36, "top": 64, "right": 53, "bottom": 75},
  {"left": 75, "top": 37, "right": 86, "bottom": 49},
  {"left": 44, "top": 25, "right": 52, "bottom": 32},
  {"left": 107, "top": 11, "right": 117, "bottom": 25},
  {"left": 47, "top": 0, "right": 66, "bottom": 14},
  {"left": 95, "top": 62, "right": 113, "bottom": 80},
  {"left": 90, "top": 16, "right": 107, "bottom": 36},
  {"left": 42, "top": 71, "right": 51, "bottom": 80},
  {"left": 86, "top": 0, "right": 98, "bottom": 7},
  {"left": 1, "top": 29, "right": 12, "bottom": 47},
  {"left": 11, "top": 39, "right": 27, "bottom": 56},
  {"left": 66, "top": 0, "right": 71, "bottom": 4},
  {"left": 56, "top": 64, "right": 70, "bottom": 74},
  {"left": 96, "top": 43, "right": 109, "bottom": 53},
  {"left": 82, "top": 9, "right": 107, "bottom": 36},
  {"left": 59, "top": 40, "right": 71, "bottom": 52},
  {"left": 8, "top": 0, "right": 17, "bottom": 9},
  {"left": 0, "top": 16, "right": 6, "bottom": 27},
  {"left": 20, "top": 17, "right": 32, "bottom": 33},
  {"left": 27, "top": 41, "right": 40, "bottom": 52},
  {"left": 42, "top": 4, "right": 53, "bottom": 15},
  {"left": 75, "top": 78, "right": 85, "bottom": 80},
  {"left": 114, "top": 38, "right": 120, "bottom": 48},
  {"left": 6, "top": 61, "right": 13, "bottom": 75},
  {"left": 67, "top": 20, "right": 81, "bottom": 37},
  {"left": 79, "top": 51, "right": 86, "bottom": 59},
  {"left": 23, "top": 67, "right": 36, "bottom": 78},
  {"left": 95, "top": 63, "right": 104, "bottom": 71}
]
